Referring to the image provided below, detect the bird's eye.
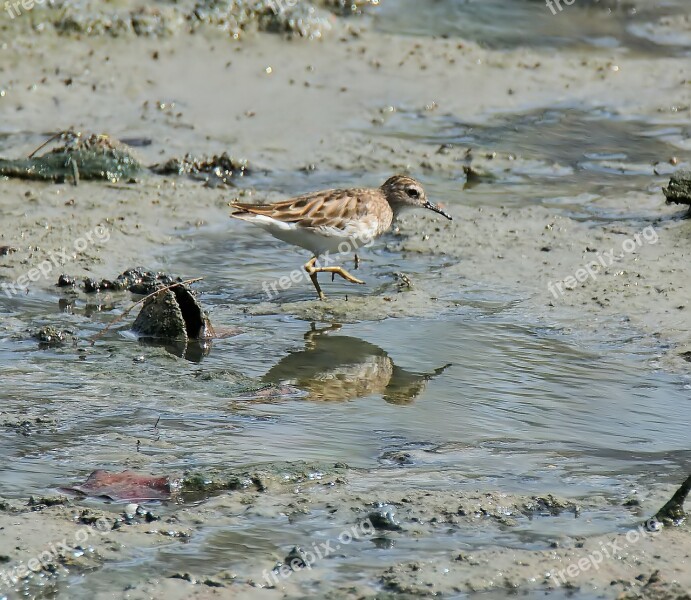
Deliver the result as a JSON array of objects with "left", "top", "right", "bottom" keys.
[{"left": 406, "top": 187, "right": 420, "bottom": 198}]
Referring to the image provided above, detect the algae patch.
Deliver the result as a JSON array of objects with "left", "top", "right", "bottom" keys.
[
  {"left": 0, "top": 132, "right": 141, "bottom": 183},
  {"left": 0, "top": 132, "right": 249, "bottom": 187},
  {"left": 663, "top": 170, "right": 691, "bottom": 209}
]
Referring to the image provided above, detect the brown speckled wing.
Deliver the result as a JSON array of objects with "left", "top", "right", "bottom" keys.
[{"left": 232, "top": 188, "right": 378, "bottom": 231}]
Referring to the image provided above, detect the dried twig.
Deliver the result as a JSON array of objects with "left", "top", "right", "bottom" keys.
[
  {"left": 27, "top": 131, "right": 70, "bottom": 159},
  {"left": 89, "top": 277, "right": 204, "bottom": 345}
]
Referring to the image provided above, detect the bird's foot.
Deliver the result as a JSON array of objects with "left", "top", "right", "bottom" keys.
[{"left": 317, "top": 266, "right": 365, "bottom": 285}]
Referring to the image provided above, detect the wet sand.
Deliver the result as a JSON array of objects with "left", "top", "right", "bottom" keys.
[{"left": 0, "top": 1, "right": 690, "bottom": 598}]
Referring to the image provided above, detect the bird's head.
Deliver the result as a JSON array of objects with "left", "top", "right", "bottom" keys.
[{"left": 380, "top": 175, "right": 452, "bottom": 220}]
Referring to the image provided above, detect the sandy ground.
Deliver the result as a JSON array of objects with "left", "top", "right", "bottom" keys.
[{"left": 0, "top": 2, "right": 690, "bottom": 599}]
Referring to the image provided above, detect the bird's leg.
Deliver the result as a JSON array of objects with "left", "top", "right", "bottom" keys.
[
  {"left": 304, "top": 257, "right": 326, "bottom": 301},
  {"left": 335, "top": 254, "right": 361, "bottom": 279},
  {"left": 313, "top": 265, "right": 366, "bottom": 286}
]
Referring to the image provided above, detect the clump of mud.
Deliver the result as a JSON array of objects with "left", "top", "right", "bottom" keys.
[
  {"left": 151, "top": 152, "right": 250, "bottom": 187},
  {"left": 59, "top": 268, "right": 181, "bottom": 295},
  {"left": 190, "top": 0, "right": 333, "bottom": 39},
  {"left": 53, "top": 5, "right": 185, "bottom": 37},
  {"left": 181, "top": 461, "right": 350, "bottom": 497},
  {"left": 40, "top": 0, "right": 377, "bottom": 39}
]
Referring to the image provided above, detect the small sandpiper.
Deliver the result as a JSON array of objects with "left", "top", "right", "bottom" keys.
[{"left": 230, "top": 175, "right": 452, "bottom": 300}]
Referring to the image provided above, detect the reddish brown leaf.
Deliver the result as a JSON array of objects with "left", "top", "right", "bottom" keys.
[{"left": 63, "top": 470, "right": 172, "bottom": 501}]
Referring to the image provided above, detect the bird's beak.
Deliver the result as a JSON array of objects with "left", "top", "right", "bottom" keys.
[{"left": 424, "top": 201, "right": 453, "bottom": 221}]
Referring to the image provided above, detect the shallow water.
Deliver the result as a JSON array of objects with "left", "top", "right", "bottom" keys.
[
  {"left": 1, "top": 1, "right": 691, "bottom": 597},
  {"left": 374, "top": 0, "right": 691, "bottom": 57},
  {"left": 3, "top": 311, "right": 690, "bottom": 598},
  {"left": 374, "top": 107, "right": 688, "bottom": 218}
]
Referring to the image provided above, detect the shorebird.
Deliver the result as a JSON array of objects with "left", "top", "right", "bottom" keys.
[{"left": 230, "top": 175, "right": 452, "bottom": 300}]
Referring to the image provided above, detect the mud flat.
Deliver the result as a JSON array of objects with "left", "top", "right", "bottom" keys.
[
  {"left": 0, "top": 1, "right": 690, "bottom": 598},
  {"left": 1, "top": 464, "right": 690, "bottom": 599}
]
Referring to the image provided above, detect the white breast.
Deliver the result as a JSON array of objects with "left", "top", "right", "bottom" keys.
[{"left": 251, "top": 215, "right": 379, "bottom": 257}]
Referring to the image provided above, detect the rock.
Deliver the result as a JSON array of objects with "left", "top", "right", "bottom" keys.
[
  {"left": 367, "top": 506, "right": 403, "bottom": 531},
  {"left": 57, "top": 274, "right": 77, "bottom": 287},
  {"left": 463, "top": 164, "right": 497, "bottom": 186},
  {"left": 284, "top": 546, "right": 312, "bottom": 569}
]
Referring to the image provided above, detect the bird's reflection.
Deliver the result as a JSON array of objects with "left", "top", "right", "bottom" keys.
[{"left": 262, "top": 324, "right": 450, "bottom": 404}]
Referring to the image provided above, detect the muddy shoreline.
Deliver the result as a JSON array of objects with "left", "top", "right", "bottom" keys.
[
  {"left": 1, "top": 1, "right": 690, "bottom": 599},
  {"left": 1, "top": 464, "right": 689, "bottom": 599}
]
